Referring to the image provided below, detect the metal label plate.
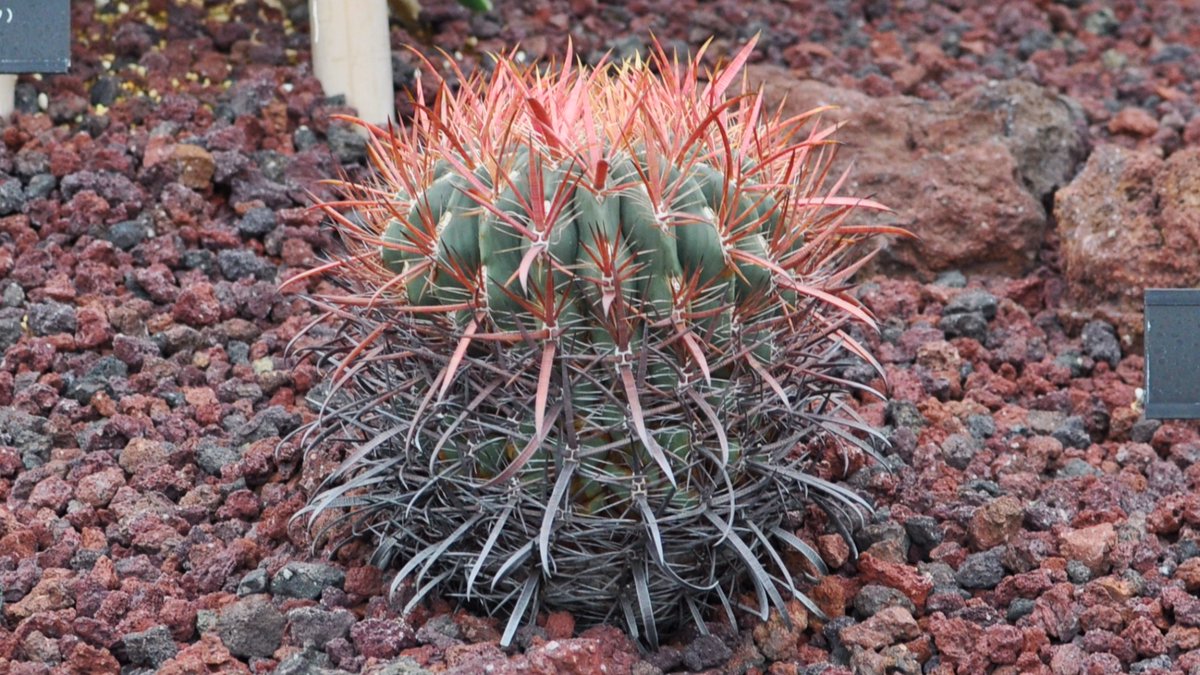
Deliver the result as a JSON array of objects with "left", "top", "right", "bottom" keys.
[
  {"left": 0, "top": 1, "right": 70, "bottom": 74},
  {"left": 1144, "top": 289, "right": 1200, "bottom": 419}
]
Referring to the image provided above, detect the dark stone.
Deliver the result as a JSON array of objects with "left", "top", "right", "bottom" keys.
[
  {"left": 855, "top": 520, "right": 909, "bottom": 557},
  {"left": 216, "top": 595, "right": 286, "bottom": 658},
  {"left": 238, "top": 207, "right": 278, "bottom": 238},
  {"left": 944, "top": 290, "right": 998, "bottom": 320},
  {"left": 254, "top": 150, "right": 291, "bottom": 184},
  {"left": 939, "top": 311, "right": 988, "bottom": 341},
  {"left": 1081, "top": 320, "right": 1121, "bottom": 368},
  {"left": 270, "top": 562, "right": 346, "bottom": 600},
  {"left": 238, "top": 568, "right": 269, "bottom": 596},
  {"left": 24, "top": 174, "right": 56, "bottom": 201},
  {"left": 28, "top": 302, "right": 77, "bottom": 336},
  {"left": 941, "top": 433, "right": 981, "bottom": 470},
  {"left": 326, "top": 124, "right": 367, "bottom": 166},
  {"left": 233, "top": 405, "right": 302, "bottom": 444},
  {"left": 1150, "top": 44, "right": 1195, "bottom": 65},
  {"left": 1052, "top": 416, "right": 1092, "bottom": 450},
  {"left": 933, "top": 270, "right": 967, "bottom": 288},
  {"left": 106, "top": 219, "right": 148, "bottom": 251},
  {"left": 960, "top": 479, "right": 1002, "bottom": 498},
  {"left": 1017, "top": 29, "right": 1056, "bottom": 60},
  {"left": 1066, "top": 559, "right": 1093, "bottom": 584},
  {"left": 681, "top": 634, "right": 732, "bottom": 672},
  {"left": 1131, "top": 655, "right": 1176, "bottom": 674},
  {"left": 1054, "top": 349, "right": 1092, "bottom": 377},
  {"left": 272, "top": 645, "right": 342, "bottom": 675},
  {"left": 955, "top": 548, "right": 1006, "bottom": 590},
  {"left": 1006, "top": 597, "right": 1036, "bottom": 623},
  {"left": 414, "top": 614, "right": 462, "bottom": 649},
  {"left": 66, "top": 355, "right": 128, "bottom": 403},
  {"left": 821, "top": 616, "right": 855, "bottom": 664},
  {"left": 1174, "top": 540, "right": 1200, "bottom": 563},
  {"left": 197, "top": 438, "right": 242, "bottom": 477},
  {"left": 885, "top": 401, "right": 926, "bottom": 430},
  {"left": 0, "top": 179, "right": 25, "bottom": 216},
  {"left": 121, "top": 625, "right": 178, "bottom": 667},
  {"left": 644, "top": 645, "right": 684, "bottom": 673},
  {"left": 1083, "top": 8, "right": 1119, "bottom": 36},
  {"left": 287, "top": 606, "right": 356, "bottom": 647},
  {"left": 90, "top": 76, "right": 121, "bottom": 107},
  {"left": 181, "top": 249, "right": 216, "bottom": 274},
  {"left": 965, "top": 414, "right": 996, "bottom": 439},
  {"left": 0, "top": 408, "right": 50, "bottom": 469},
  {"left": 1130, "top": 418, "right": 1162, "bottom": 444},
  {"left": 293, "top": 126, "right": 319, "bottom": 151},
  {"left": 2, "top": 284, "right": 23, "bottom": 307},
  {"left": 217, "top": 249, "right": 277, "bottom": 281},
  {"left": 853, "top": 584, "right": 916, "bottom": 619},
  {"left": 904, "top": 516, "right": 943, "bottom": 549},
  {"left": 14, "top": 83, "right": 39, "bottom": 115},
  {"left": 60, "top": 170, "right": 144, "bottom": 207},
  {"left": 0, "top": 310, "right": 23, "bottom": 351}
]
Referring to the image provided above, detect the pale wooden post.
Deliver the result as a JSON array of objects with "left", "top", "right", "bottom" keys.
[
  {"left": 309, "top": 0, "right": 395, "bottom": 127},
  {"left": 0, "top": 74, "right": 16, "bottom": 118}
]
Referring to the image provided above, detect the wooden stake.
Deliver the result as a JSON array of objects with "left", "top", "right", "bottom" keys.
[
  {"left": 309, "top": 0, "right": 395, "bottom": 127},
  {"left": 0, "top": 75, "right": 16, "bottom": 119}
]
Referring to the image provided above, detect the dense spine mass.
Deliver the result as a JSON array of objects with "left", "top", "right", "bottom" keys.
[{"left": 290, "top": 38, "right": 900, "bottom": 647}]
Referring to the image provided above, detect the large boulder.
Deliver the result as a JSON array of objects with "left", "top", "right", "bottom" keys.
[
  {"left": 746, "top": 65, "right": 1088, "bottom": 279},
  {"left": 1055, "top": 145, "right": 1200, "bottom": 329}
]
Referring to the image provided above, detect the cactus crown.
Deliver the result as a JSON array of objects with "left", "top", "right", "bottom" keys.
[{"left": 293, "top": 37, "right": 897, "bottom": 647}]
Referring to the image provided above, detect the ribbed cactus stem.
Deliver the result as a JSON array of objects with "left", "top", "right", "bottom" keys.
[{"left": 293, "top": 37, "right": 902, "bottom": 648}]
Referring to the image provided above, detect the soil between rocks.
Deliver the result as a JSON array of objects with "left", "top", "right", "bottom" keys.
[{"left": 1, "top": 1, "right": 1199, "bottom": 674}]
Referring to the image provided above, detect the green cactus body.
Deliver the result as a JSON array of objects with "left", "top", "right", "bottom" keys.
[{"left": 298, "top": 38, "right": 894, "bottom": 649}]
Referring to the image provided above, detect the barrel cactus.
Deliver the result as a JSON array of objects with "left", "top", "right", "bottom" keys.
[{"left": 290, "top": 38, "right": 899, "bottom": 647}]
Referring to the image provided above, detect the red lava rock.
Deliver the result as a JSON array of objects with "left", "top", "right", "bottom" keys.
[
  {"left": 1058, "top": 522, "right": 1116, "bottom": 576},
  {"left": 182, "top": 386, "right": 222, "bottom": 426},
  {"left": 1176, "top": 557, "right": 1200, "bottom": 592},
  {"left": 927, "top": 614, "right": 978, "bottom": 668},
  {"left": 544, "top": 611, "right": 576, "bottom": 641},
  {"left": 751, "top": 601, "right": 809, "bottom": 661},
  {"left": 217, "top": 489, "right": 261, "bottom": 520},
  {"left": 808, "top": 574, "right": 849, "bottom": 621},
  {"left": 117, "top": 437, "right": 170, "bottom": 475},
  {"left": 0, "top": 3, "right": 1195, "bottom": 673},
  {"left": 1121, "top": 616, "right": 1165, "bottom": 658},
  {"left": 980, "top": 623, "right": 1024, "bottom": 666},
  {"left": 349, "top": 618, "right": 416, "bottom": 660},
  {"left": 27, "top": 474, "right": 73, "bottom": 512},
  {"left": 1030, "top": 584, "right": 1081, "bottom": 642},
  {"left": 968, "top": 495, "right": 1024, "bottom": 551},
  {"left": 856, "top": 554, "right": 933, "bottom": 610},
  {"left": 74, "top": 305, "right": 113, "bottom": 349},
  {"left": 75, "top": 467, "right": 126, "bottom": 508},
  {"left": 747, "top": 68, "right": 1083, "bottom": 278},
  {"left": 172, "top": 144, "right": 217, "bottom": 190},
  {"left": 62, "top": 640, "right": 121, "bottom": 674},
  {"left": 132, "top": 263, "right": 180, "bottom": 303},
  {"left": 817, "top": 533, "right": 850, "bottom": 569},
  {"left": 342, "top": 565, "right": 384, "bottom": 597},
  {"left": 840, "top": 606, "right": 920, "bottom": 651},
  {"left": 158, "top": 634, "right": 250, "bottom": 675},
  {"left": 1055, "top": 145, "right": 1200, "bottom": 317},
  {"left": 173, "top": 282, "right": 222, "bottom": 326},
  {"left": 6, "top": 569, "right": 75, "bottom": 621},
  {"left": 1107, "top": 107, "right": 1159, "bottom": 137}
]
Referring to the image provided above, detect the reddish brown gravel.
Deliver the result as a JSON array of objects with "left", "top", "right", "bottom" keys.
[{"left": 1, "top": 1, "right": 1199, "bottom": 674}]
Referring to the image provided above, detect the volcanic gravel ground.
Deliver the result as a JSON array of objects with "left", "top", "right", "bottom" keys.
[{"left": 0, "top": 1, "right": 1199, "bottom": 674}]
